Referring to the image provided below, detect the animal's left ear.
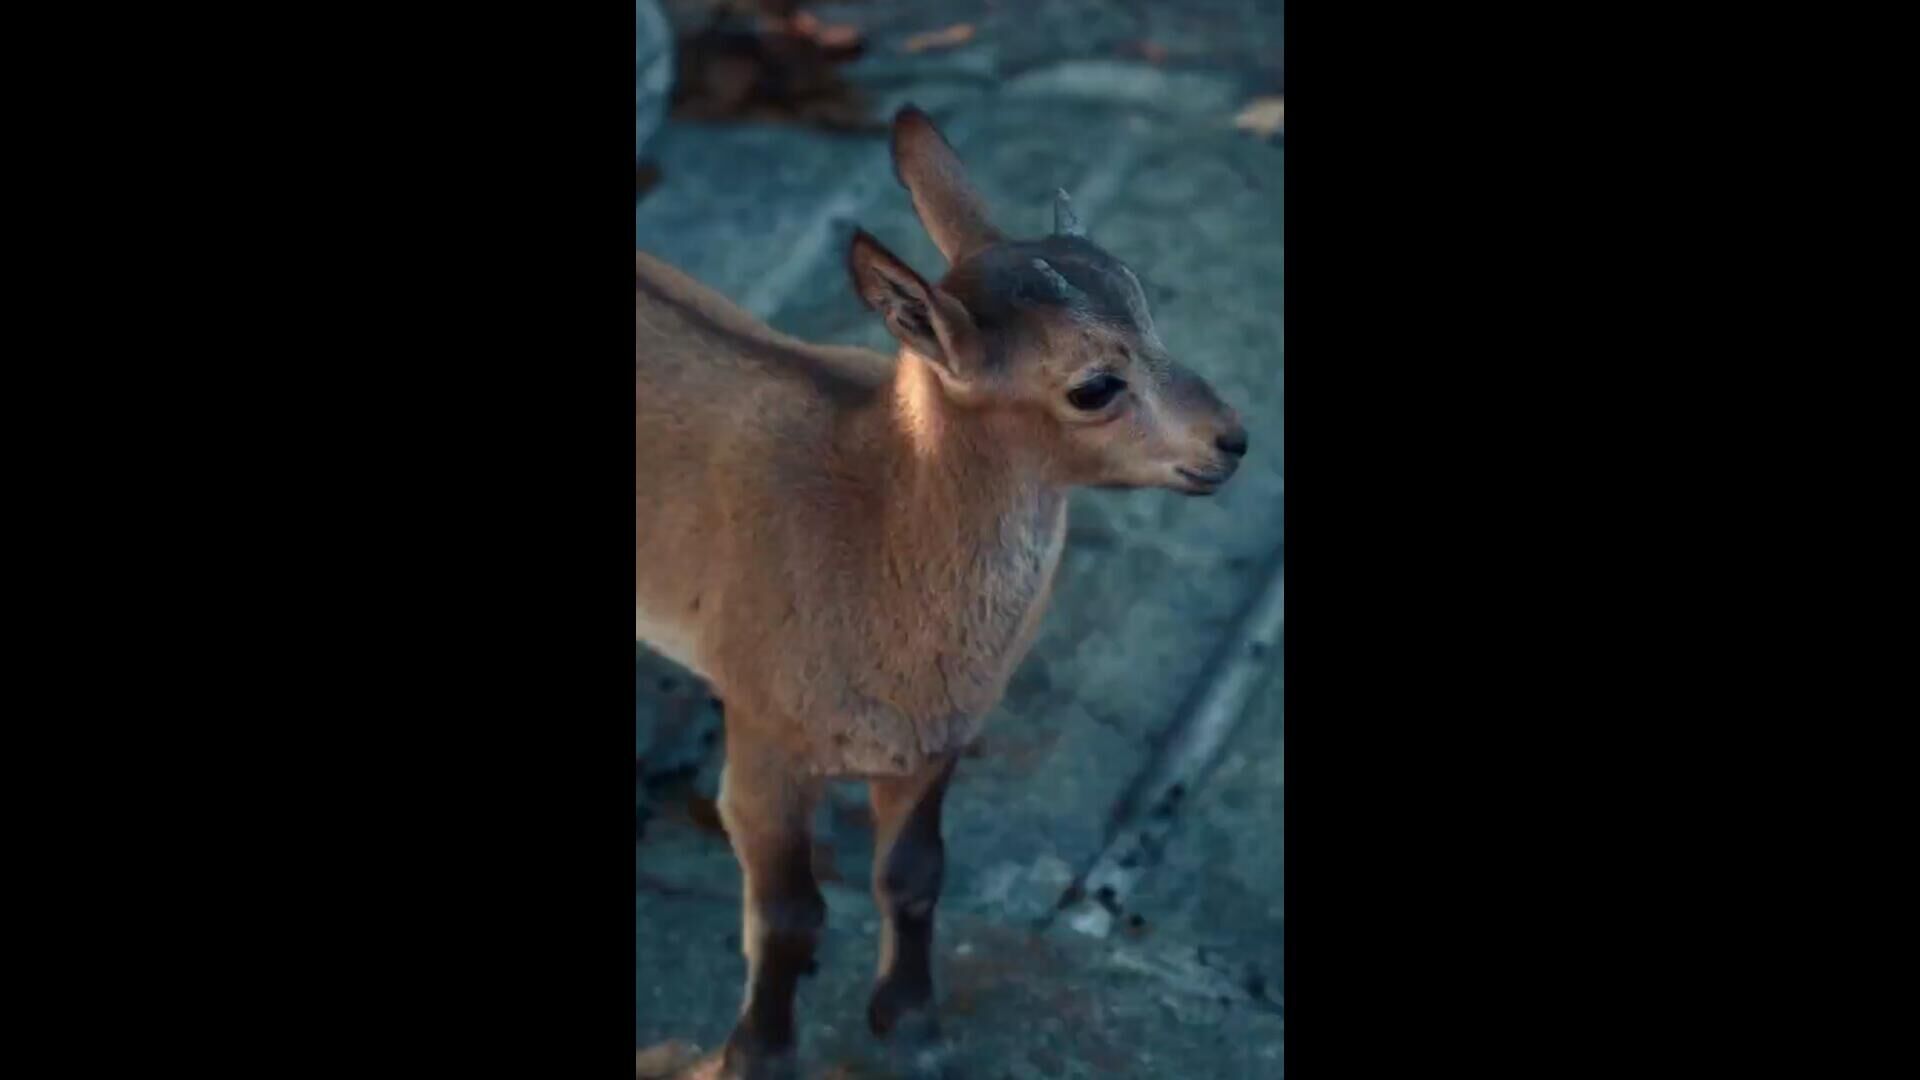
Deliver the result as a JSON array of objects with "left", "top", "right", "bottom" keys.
[
  {"left": 891, "top": 105, "right": 1004, "bottom": 266},
  {"left": 847, "top": 228, "right": 981, "bottom": 381}
]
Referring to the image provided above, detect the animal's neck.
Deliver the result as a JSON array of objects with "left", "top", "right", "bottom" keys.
[
  {"left": 879, "top": 352, "right": 1065, "bottom": 549},
  {"left": 859, "top": 352, "right": 1068, "bottom": 717}
]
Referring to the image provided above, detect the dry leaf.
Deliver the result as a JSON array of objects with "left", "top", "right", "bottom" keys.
[
  {"left": 1122, "top": 39, "right": 1169, "bottom": 64},
  {"left": 635, "top": 1039, "right": 703, "bottom": 1078},
  {"left": 813, "top": 23, "right": 863, "bottom": 49},
  {"left": 1233, "top": 96, "right": 1284, "bottom": 137},
  {"left": 902, "top": 23, "right": 975, "bottom": 54},
  {"left": 785, "top": 11, "right": 864, "bottom": 51}
]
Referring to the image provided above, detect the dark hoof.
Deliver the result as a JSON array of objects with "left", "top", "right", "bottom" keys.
[
  {"left": 872, "top": 1006, "right": 948, "bottom": 1077},
  {"left": 867, "top": 992, "right": 894, "bottom": 1038},
  {"left": 867, "top": 978, "right": 938, "bottom": 1040}
]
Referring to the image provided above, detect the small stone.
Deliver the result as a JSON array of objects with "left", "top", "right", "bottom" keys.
[
  {"left": 1027, "top": 1045, "right": 1067, "bottom": 1076},
  {"left": 1029, "top": 854, "right": 1074, "bottom": 892},
  {"left": 1063, "top": 899, "right": 1113, "bottom": 937}
]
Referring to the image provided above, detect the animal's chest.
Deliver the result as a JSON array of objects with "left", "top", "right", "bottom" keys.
[
  {"left": 945, "top": 520, "right": 1065, "bottom": 698},
  {"left": 822, "top": 501, "right": 1067, "bottom": 776}
]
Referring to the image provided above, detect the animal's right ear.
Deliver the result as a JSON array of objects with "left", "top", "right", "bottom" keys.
[
  {"left": 848, "top": 228, "right": 980, "bottom": 380},
  {"left": 891, "top": 105, "right": 1004, "bottom": 266}
]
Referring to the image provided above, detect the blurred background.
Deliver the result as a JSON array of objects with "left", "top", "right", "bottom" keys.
[{"left": 636, "top": 2, "right": 1283, "bottom": 1075}]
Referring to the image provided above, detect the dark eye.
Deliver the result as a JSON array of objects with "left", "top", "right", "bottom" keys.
[{"left": 1066, "top": 374, "right": 1127, "bottom": 411}]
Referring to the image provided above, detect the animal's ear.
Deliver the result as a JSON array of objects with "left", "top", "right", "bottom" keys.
[
  {"left": 890, "top": 105, "right": 1003, "bottom": 265},
  {"left": 848, "top": 228, "right": 980, "bottom": 380}
]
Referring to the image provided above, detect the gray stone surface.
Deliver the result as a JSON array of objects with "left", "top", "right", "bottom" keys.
[
  {"left": 639, "top": 880, "right": 1284, "bottom": 1079},
  {"left": 1125, "top": 664, "right": 1285, "bottom": 1003},
  {"left": 809, "top": 0, "right": 1283, "bottom": 96},
  {"left": 638, "top": 0, "right": 674, "bottom": 155},
  {"left": 637, "top": 3, "right": 1282, "bottom": 1074}
]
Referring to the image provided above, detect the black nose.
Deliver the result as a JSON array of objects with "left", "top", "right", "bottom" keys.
[{"left": 1216, "top": 427, "right": 1248, "bottom": 457}]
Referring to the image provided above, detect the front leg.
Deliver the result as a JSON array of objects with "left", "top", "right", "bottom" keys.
[
  {"left": 710, "top": 743, "right": 825, "bottom": 1079},
  {"left": 865, "top": 755, "right": 958, "bottom": 1039}
]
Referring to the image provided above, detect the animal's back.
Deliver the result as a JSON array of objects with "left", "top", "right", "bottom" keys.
[
  {"left": 635, "top": 250, "right": 892, "bottom": 461},
  {"left": 634, "top": 251, "right": 892, "bottom": 678}
]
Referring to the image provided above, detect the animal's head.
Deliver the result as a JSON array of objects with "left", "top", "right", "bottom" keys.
[{"left": 848, "top": 105, "right": 1248, "bottom": 495}]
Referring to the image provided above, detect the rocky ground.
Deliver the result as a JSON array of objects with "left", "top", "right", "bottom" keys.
[{"left": 638, "top": 3, "right": 1283, "bottom": 1076}]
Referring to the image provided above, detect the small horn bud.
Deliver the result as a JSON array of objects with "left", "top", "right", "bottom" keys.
[
  {"left": 1053, "top": 188, "right": 1085, "bottom": 237},
  {"left": 1030, "top": 258, "right": 1088, "bottom": 306}
]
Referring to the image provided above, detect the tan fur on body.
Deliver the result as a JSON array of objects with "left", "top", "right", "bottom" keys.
[
  {"left": 637, "top": 106, "right": 1248, "bottom": 1078},
  {"left": 637, "top": 252, "right": 1066, "bottom": 777}
]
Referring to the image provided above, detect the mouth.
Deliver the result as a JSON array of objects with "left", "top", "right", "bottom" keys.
[{"left": 1173, "top": 465, "right": 1234, "bottom": 495}]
